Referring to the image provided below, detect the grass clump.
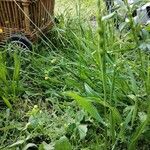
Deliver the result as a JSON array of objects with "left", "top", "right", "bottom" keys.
[{"left": 0, "top": 0, "right": 150, "bottom": 149}]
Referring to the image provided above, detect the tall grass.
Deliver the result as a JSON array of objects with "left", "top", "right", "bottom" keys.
[
  {"left": 0, "top": 49, "right": 21, "bottom": 109},
  {"left": 62, "top": 0, "right": 150, "bottom": 149},
  {"left": 0, "top": 0, "right": 150, "bottom": 149}
]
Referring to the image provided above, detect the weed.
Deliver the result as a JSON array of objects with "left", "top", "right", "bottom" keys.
[{"left": 0, "top": 0, "right": 150, "bottom": 149}]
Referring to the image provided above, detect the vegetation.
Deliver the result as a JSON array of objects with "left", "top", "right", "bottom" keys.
[{"left": 0, "top": 0, "right": 150, "bottom": 149}]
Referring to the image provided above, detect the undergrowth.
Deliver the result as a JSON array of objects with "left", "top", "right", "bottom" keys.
[{"left": 0, "top": 0, "right": 150, "bottom": 150}]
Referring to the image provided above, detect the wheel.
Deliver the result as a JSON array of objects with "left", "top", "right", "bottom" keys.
[
  {"left": 7, "top": 35, "right": 32, "bottom": 51},
  {"left": 4, "top": 35, "right": 32, "bottom": 71}
]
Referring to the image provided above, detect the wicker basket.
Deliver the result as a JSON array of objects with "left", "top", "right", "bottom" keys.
[{"left": 0, "top": 0, "right": 55, "bottom": 44}]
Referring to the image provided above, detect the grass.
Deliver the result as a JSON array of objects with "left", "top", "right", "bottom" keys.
[{"left": 0, "top": 0, "right": 150, "bottom": 149}]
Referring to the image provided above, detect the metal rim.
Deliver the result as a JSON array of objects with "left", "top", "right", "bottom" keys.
[{"left": 6, "top": 40, "right": 31, "bottom": 56}]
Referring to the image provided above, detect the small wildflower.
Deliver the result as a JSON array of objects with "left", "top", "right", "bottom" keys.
[
  {"left": 34, "top": 105, "right": 38, "bottom": 109},
  {"left": 45, "top": 76, "right": 49, "bottom": 80},
  {"left": 64, "top": 123, "right": 67, "bottom": 128},
  {"left": 51, "top": 58, "right": 57, "bottom": 64}
]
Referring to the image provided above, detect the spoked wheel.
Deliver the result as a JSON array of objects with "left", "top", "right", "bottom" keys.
[
  {"left": 7, "top": 35, "right": 32, "bottom": 51},
  {"left": 5, "top": 35, "right": 32, "bottom": 59},
  {"left": 4, "top": 35, "right": 32, "bottom": 72}
]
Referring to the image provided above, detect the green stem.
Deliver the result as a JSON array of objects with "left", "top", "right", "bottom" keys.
[{"left": 97, "top": 0, "right": 108, "bottom": 149}]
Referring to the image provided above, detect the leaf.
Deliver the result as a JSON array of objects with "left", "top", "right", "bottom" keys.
[
  {"left": 102, "top": 12, "right": 116, "bottom": 21},
  {"left": 75, "top": 110, "right": 85, "bottom": 122},
  {"left": 128, "top": 104, "right": 150, "bottom": 150},
  {"left": 39, "top": 142, "right": 54, "bottom": 150},
  {"left": 126, "top": 64, "right": 138, "bottom": 95},
  {"left": 2, "top": 97, "right": 12, "bottom": 110},
  {"left": 139, "top": 41, "right": 150, "bottom": 52},
  {"left": 9, "top": 140, "right": 25, "bottom": 148},
  {"left": 78, "top": 124, "right": 88, "bottom": 140},
  {"left": 127, "top": 95, "right": 138, "bottom": 126},
  {"left": 128, "top": 119, "right": 148, "bottom": 150},
  {"left": 119, "top": 22, "right": 128, "bottom": 32},
  {"left": 144, "top": 24, "right": 150, "bottom": 31},
  {"left": 54, "top": 136, "right": 72, "bottom": 150},
  {"left": 64, "top": 92, "right": 105, "bottom": 125},
  {"left": 138, "top": 112, "right": 147, "bottom": 123},
  {"left": 119, "top": 107, "right": 134, "bottom": 139},
  {"left": 88, "top": 97, "right": 122, "bottom": 124},
  {"left": 22, "top": 143, "right": 37, "bottom": 150},
  {"left": 84, "top": 83, "right": 99, "bottom": 97}
]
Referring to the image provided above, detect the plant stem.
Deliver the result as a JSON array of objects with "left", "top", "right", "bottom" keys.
[{"left": 97, "top": 0, "right": 108, "bottom": 149}]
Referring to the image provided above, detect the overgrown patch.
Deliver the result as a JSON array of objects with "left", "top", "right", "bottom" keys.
[{"left": 0, "top": 0, "right": 150, "bottom": 150}]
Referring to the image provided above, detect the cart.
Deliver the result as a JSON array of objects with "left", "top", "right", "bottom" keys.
[{"left": 0, "top": 0, "right": 55, "bottom": 50}]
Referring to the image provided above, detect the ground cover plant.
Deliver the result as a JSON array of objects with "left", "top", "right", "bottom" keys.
[{"left": 0, "top": 0, "right": 150, "bottom": 149}]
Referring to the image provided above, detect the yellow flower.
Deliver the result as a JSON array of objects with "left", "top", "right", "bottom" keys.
[
  {"left": 45, "top": 76, "right": 49, "bottom": 80},
  {"left": 0, "top": 28, "right": 3, "bottom": 33},
  {"left": 51, "top": 58, "right": 57, "bottom": 64},
  {"left": 34, "top": 105, "right": 38, "bottom": 109}
]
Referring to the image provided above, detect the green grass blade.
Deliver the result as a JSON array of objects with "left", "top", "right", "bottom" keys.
[
  {"left": 13, "top": 52, "right": 20, "bottom": 81},
  {"left": 0, "top": 53, "right": 7, "bottom": 84},
  {"left": 2, "top": 97, "right": 12, "bottom": 110},
  {"left": 88, "top": 97, "right": 122, "bottom": 124},
  {"left": 64, "top": 91, "right": 105, "bottom": 125}
]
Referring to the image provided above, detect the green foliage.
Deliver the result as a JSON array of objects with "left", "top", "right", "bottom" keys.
[
  {"left": 0, "top": 0, "right": 150, "bottom": 149},
  {"left": 0, "top": 51, "right": 21, "bottom": 109},
  {"left": 64, "top": 91, "right": 104, "bottom": 124},
  {"left": 55, "top": 136, "right": 72, "bottom": 150}
]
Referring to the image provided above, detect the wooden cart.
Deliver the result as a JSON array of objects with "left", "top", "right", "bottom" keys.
[{"left": 0, "top": 0, "right": 55, "bottom": 49}]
